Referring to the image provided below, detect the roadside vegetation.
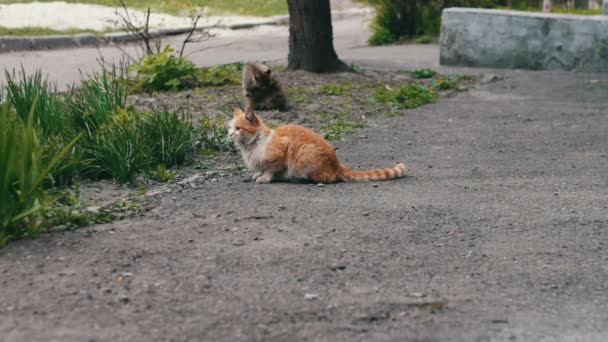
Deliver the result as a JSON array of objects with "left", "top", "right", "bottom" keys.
[
  {"left": 0, "top": 51, "right": 242, "bottom": 245},
  {"left": 357, "top": 0, "right": 603, "bottom": 46},
  {"left": 0, "top": 0, "right": 287, "bottom": 16},
  {"left": 0, "top": 26, "right": 109, "bottom": 36}
]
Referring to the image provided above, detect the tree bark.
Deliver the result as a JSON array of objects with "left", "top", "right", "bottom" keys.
[{"left": 287, "top": 0, "right": 349, "bottom": 72}]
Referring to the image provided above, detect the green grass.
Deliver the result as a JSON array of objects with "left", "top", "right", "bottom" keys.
[
  {"left": 371, "top": 83, "right": 438, "bottom": 109},
  {"left": 410, "top": 68, "right": 437, "bottom": 79},
  {"left": 321, "top": 120, "right": 367, "bottom": 141},
  {"left": 431, "top": 78, "right": 459, "bottom": 91},
  {"left": 0, "top": 26, "right": 103, "bottom": 36},
  {"left": 319, "top": 82, "right": 354, "bottom": 96},
  {"left": 0, "top": 0, "right": 288, "bottom": 16},
  {"left": 0, "top": 104, "right": 80, "bottom": 245}
]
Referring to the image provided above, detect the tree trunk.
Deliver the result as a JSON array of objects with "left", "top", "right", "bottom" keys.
[
  {"left": 287, "top": 0, "right": 349, "bottom": 72},
  {"left": 543, "top": 0, "right": 553, "bottom": 12}
]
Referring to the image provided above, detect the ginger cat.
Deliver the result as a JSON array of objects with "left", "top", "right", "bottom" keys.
[
  {"left": 242, "top": 63, "right": 290, "bottom": 111},
  {"left": 226, "top": 107, "right": 406, "bottom": 184}
]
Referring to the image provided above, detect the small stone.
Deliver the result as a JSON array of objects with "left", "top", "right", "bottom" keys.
[
  {"left": 317, "top": 183, "right": 324, "bottom": 187},
  {"left": 481, "top": 74, "right": 501, "bottom": 84},
  {"left": 85, "top": 206, "right": 101, "bottom": 215},
  {"left": 409, "top": 292, "right": 426, "bottom": 298},
  {"left": 362, "top": 212, "right": 369, "bottom": 217},
  {"left": 232, "top": 240, "right": 245, "bottom": 246},
  {"left": 304, "top": 293, "right": 319, "bottom": 300},
  {"left": 329, "top": 264, "right": 347, "bottom": 271}
]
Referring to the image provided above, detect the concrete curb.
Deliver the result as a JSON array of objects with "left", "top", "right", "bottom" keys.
[{"left": 0, "top": 8, "right": 372, "bottom": 53}]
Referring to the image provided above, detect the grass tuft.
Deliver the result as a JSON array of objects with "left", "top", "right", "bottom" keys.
[
  {"left": 371, "top": 83, "right": 437, "bottom": 109},
  {"left": 319, "top": 82, "right": 354, "bottom": 96},
  {"left": 410, "top": 68, "right": 437, "bottom": 79},
  {"left": 321, "top": 119, "right": 367, "bottom": 140}
]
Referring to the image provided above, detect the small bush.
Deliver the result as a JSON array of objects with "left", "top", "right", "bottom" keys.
[
  {"left": 321, "top": 120, "right": 367, "bottom": 140},
  {"left": 371, "top": 83, "right": 438, "bottom": 109},
  {"left": 360, "top": 0, "right": 499, "bottom": 45},
  {"left": 411, "top": 68, "right": 437, "bottom": 79},
  {"left": 131, "top": 46, "right": 199, "bottom": 92}
]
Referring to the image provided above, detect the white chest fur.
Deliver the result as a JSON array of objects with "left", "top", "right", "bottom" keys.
[{"left": 239, "top": 131, "right": 274, "bottom": 171}]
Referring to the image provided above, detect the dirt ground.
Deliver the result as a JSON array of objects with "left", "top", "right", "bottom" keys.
[{"left": 1, "top": 63, "right": 608, "bottom": 342}]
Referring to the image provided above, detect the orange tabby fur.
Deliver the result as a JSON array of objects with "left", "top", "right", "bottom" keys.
[{"left": 226, "top": 108, "right": 406, "bottom": 184}]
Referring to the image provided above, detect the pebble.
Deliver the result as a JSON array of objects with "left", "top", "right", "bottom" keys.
[
  {"left": 409, "top": 292, "right": 426, "bottom": 298},
  {"left": 232, "top": 240, "right": 245, "bottom": 246},
  {"left": 317, "top": 183, "right": 324, "bottom": 187},
  {"left": 304, "top": 293, "right": 319, "bottom": 300}
]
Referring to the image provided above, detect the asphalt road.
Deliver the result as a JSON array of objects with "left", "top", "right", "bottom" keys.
[
  {"left": 0, "top": 13, "right": 439, "bottom": 90},
  {"left": 1, "top": 10, "right": 608, "bottom": 342}
]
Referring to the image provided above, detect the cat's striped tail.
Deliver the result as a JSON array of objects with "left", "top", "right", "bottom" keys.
[{"left": 339, "top": 162, "right": 407, "bottom": 182}]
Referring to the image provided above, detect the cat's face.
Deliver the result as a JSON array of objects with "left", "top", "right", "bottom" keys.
[
  {"left": 226, "top": 108, "right": 261, "bottom": 145},
  {"left": 243, "top": 64, "right": 272, "bottom": 91}
]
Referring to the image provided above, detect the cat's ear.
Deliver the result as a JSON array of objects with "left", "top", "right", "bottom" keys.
[
  {"left": 245, "top": 107, "right": 257, "bottom": 123},
  {"left": 233, "top": 107, "right": 243, "bottom": 117}
]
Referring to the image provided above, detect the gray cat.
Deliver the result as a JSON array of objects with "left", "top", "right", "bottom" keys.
[{"left": 242, "top": 63, "right": 290, "bottom": 111}]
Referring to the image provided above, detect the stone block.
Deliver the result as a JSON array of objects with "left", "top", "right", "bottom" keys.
[{"left": 440, "top": 8, "right": 608, "bottom": 72}]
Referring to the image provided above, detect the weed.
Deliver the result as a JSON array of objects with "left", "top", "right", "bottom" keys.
[
  {"left": 0, "top": 26, "right": 110, "bottom": 36},
  {"left": 131, "top": 46, "right": 199, "bottom": 92},
  {"left": 141, "top": 108, "right": 194, "bottom": 167},
  {"left": 431, "top": 78, "right": 459, "bottom": 91},
  {"left": 415, "top": 34, "right": 437, "bottom": 44},
  {"left": 371, "top": 83, "right": 437, "bottom": 109},
  {"left": 321, "top": 119, "right": 367, "bottom": 140},
  {"left": 4, "top": 68, "right": 70, "bottom": 136},
  {"left": 0, "top": 104, "right": 80, "bottom": 246},
  {"left": 84, "top": 110, "right": 151, "bottom": 184},
  {"left": 288, "top": 87, "right": 314, "bottom": 104},
  {"left": 368, "top": 25, "right": 397, "bottom": 46},
  {"left": 410, "top": 68, "right": 437, "bottom": 79},
  {"left": 350, "top": 64, "right": 364, "bottom": 74},
  {"left": 150, "top": 164, "right": 177, "bottom": 182},
  {"left": 199, "top": 114, "right": 233, "bottom": 153},
  {"left": 68, "top": 65, "right": 129, "bottom": 136},
  {"left": 319, "top": 82, "right": 353, "bottom": 96}
]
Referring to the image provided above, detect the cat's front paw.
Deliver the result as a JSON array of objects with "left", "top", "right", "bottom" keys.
[
  {"left": 255, "top": 173, "right": 272, "bottom": 184},
  {"left": 252, "top": 172, "right": 262, "bottom": 181}
]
